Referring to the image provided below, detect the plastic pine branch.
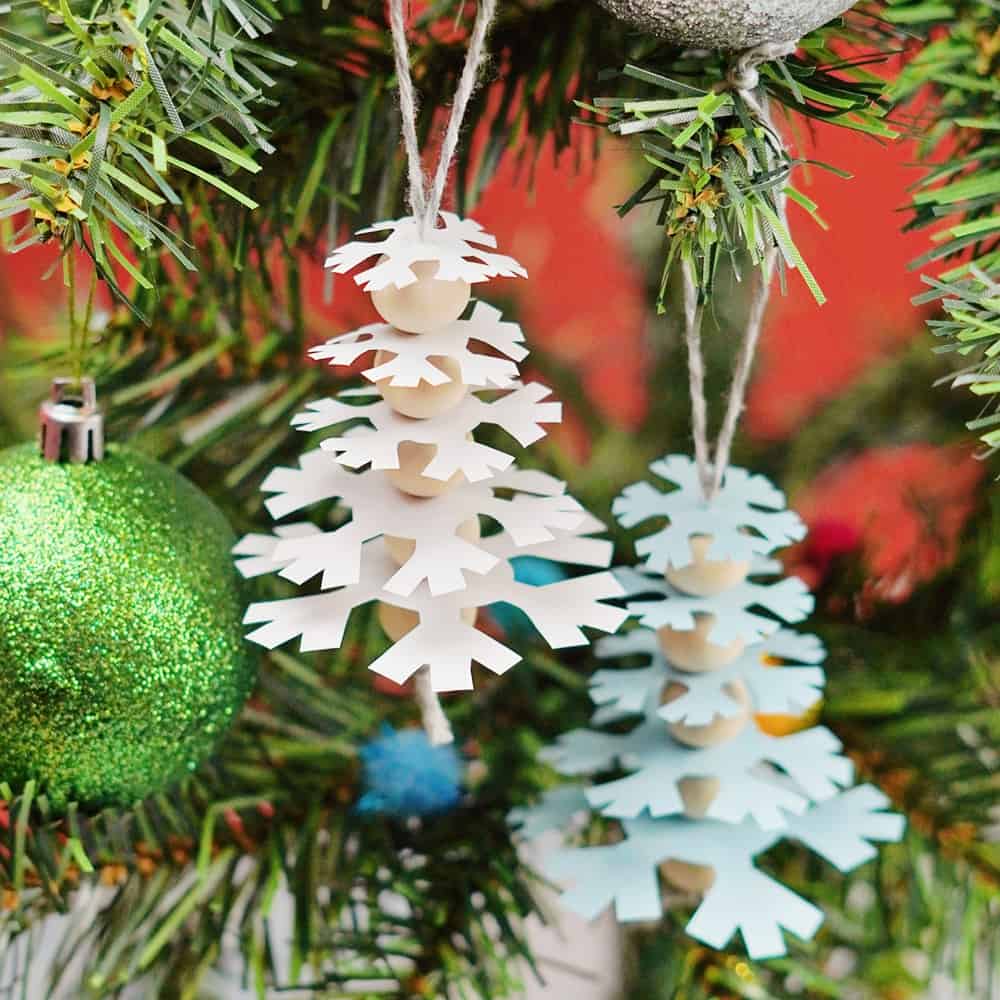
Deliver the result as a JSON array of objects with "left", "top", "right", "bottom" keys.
[
  {"left": 236, "top": 216, "right": 626, "bottom": 698},
  {"left": 0, "top": 0, "right": 278, "bottom": 289},
  {"left": 511, "top": 456, "right": 904, "bottom": 959}
]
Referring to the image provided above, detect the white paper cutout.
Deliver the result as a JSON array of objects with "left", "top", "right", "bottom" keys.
[
  {"left": 292, "top": 382, "right": 560, "bottom": 482},
  {"left": 509, "top": 456, "right": 904, "bottom": 959},
  {"left": 244, "top": 537, "right": 625, "bottom": 691},
  {"left": 325, "top": 214, "right": 528, "bottom": 291},
  {"left": 235, "top": 292, "right": 626, "bottom": 693},
  {"left": 309, "top": 302, "right": 525, "bottom": 390}
]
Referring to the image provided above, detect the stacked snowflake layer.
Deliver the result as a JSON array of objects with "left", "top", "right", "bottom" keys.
[
  {"left": 234, "top": 215, "right": 627, "bottom": 692},
  {"left": 511, "top": 456, "right": 904, "bottom": 958}
]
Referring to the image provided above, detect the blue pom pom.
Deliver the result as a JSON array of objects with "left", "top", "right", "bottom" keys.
[
  {"left": 357, "top": 725, "right": 464, "bottom": 817},
  {"left": 490, "top": 556, "right": 568, "bottom": 638}
]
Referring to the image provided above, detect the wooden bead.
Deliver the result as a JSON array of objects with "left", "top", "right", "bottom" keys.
[
  {"left": 660, "top": 858, "right": 716, "bottom": 895},
  {"left": 657, "top": 613, "right": 745, "bottom": 672},
  {"left": 677, "top": 775, "right": 720, "bottom": 819},
  {"left": 665, "top": 534, "right": 750, "bottom": 597},
  {"left": 378, "top": 601, "right": 477, "bottom": 641},
  {"left": 660, "top": 679, "right": 751, "bottom": 747},
  {"left": 386, "top": 440, "right": 465, "bottom": 498},
  {"left": 373, "top": 349, "right": 467, "bottom": 419},
  {"left": 370, "top": 260, "right": 471, "bottom": 334},
  {"left": 384, "top": 516, "right": 481, "bottom": 566}
]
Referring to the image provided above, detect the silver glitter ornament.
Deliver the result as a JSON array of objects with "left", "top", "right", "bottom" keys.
[{"left": 594, "top": 0, "right": 855, "bottom": 51}]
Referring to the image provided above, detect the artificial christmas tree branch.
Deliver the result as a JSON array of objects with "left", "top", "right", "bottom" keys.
[{"left": 888, "top": 0, "right": 1000, "bottom": 463}]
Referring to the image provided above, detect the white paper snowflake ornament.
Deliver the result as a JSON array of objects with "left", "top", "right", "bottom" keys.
[
  {"left": 511, "top": 456, "right": 904, "bottom": 958},
  {"left": 238, "top": 232, "right": 626, "bottom": 744},
  {"left": 325, "top": 214, "right": 528, "bottom": 333}
]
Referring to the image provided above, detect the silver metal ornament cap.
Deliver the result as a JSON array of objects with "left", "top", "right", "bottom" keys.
[{"left": 39, "top": 377, "right": 105, "bottom": 464}]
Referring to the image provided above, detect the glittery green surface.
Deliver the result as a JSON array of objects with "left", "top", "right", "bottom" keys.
[{"left": 0, "top": 443, "right": 258, "bottom": 810}]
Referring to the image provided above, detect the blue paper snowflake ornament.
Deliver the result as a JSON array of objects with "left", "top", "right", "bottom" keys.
[
  {"left": 613, "top": 455, "right": 807, "bottom": 572},
  {"left": 510, "top": 454, "right": 905, "bottom": 960},
  {"left": 358, "top": 726, "right": 464, "bottom": 817},
  {"left": 537, "top": 785, "right": 904, "bottom": 959}
]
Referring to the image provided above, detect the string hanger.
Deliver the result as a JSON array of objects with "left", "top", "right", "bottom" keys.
[
  {"left": 389, "top": 0, "right": 499, "bottom": 237},
  {"left": 682, "top": 90, "right": 786, "bottom": 503}
]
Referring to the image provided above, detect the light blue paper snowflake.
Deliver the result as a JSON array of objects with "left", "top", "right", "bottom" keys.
[
  {"left": 622, "top": 570, "right": 814, "bottom": 646},
  {"left": 589, "top": 628, "right": 825, "bottom": 727},
  {"left": 542, "top": 712, "right": 851, "bottom": 828},
  {"left": 508, "top": 785, "right": 590, "bottom": 840},
  {"left": 613, "top": 455, "right": 806, "bottom": 572},
  {"left": 541, "top": 784, "right": 904, "bottom": 959}
]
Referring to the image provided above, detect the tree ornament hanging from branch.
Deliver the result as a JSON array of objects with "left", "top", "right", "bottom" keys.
[
  {"left": 511, "top": 457, "right": 904, "bottom": 959},
  {"left": 593, "top": 0, "right": 855, "bottom": 51},
  {"left": 0, "top": 380, "right": 258, "bottom": 810},
  {"left": 235, "top": 0, "right": 626, "bottom": 746}
]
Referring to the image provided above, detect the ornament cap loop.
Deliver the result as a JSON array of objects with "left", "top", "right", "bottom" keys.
[{"left": 39, "top": 377, "right": 105, "bottom": 464}]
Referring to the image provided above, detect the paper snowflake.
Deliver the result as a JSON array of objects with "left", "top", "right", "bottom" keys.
[
  {"left": 526, "top": 784, "right": 904, "bottom": 959},
  {"left": 509, "top": 455, "right": 904, "bottom": 959},
  {"left": 243, "top": 532, "right": 624, "bottom": 690},
  {"left": 542, "top": 708, "right": 851, "bottom": 827},
  {"left": 309, "top": 301, "right": 525, "bottom": 390},
  {"left": 324, "top": 213, "right": 527, "bottom": 291},
  {"left": 620, "top": 567, "right": 814, "bottom": 646},
  {"left": 613, "top": 455, "right": 807, "bottom": 572},
  {"left": 235, "top": 301, "right": 627, "bottom": 692},
  {"left": 292, "top": 381, "right": 560, "bottom": 483},
  {"left": 589, "top": 628, "right": 825, "bottom": 727}
]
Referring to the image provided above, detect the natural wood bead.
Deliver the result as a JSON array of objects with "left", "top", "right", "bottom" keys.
[
  {"left": 665, "top": 534, "right": 750, "bottom": 597},
  {"left": 677, "top": 775, "right": 720, "bottom": 819},
  {"left": 660, "top": 678, "right": 751, "bottom": 748},
  {"left": 657, "top": 613, "right": 746, "bottom": 672},
  {"left": 370, "top": 260, "right": 471, "bottom": 334},
  {"left": 386, "top": 440, "right": 465, "bottom": 498},
  {"left": 378, "top": 601, "right": 477, "bottom": 641},
  {"left": 660, "top": 858, "right": 716, "bottom": 895},
  {"left": 384, "top": 516, "right": 481, "bottom": 566},
  {"left": 373, "top": 349, "right": 467, "bottom": 419}
]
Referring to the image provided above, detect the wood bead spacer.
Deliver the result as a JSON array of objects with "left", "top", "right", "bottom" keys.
[
  {"left": 373, "top": 349, "right": 468, "bottom": 420},
  {"left": 384, "top": 516, "right": 481, "bottom": 566},
  {"left": 370, "top": 260, "right": 471, "bottom": 334},
  {"left": 660, "top": 678, "right": 751, "bottom": 748},
  {"left": 378, "top": 601, "right": 477, "bottom": 641},
  {"left": 657, "top": 613, "right": 746, "bottom": 672},
  {"left": 659, "top": 858, "right": 716, "bottom": 895},
  {"left": 665, "top": 534, "right": 751, "bottom": 597},
  {"left": 386, "top": 440, "right": 466, "bottom": 498}
]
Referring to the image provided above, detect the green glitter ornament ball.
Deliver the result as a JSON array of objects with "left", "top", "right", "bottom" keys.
[{"left": 0, "top": 443, "right": 258, "bottom": 810}]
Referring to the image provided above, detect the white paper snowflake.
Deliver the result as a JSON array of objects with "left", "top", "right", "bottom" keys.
[
  {"left": 233, "top": 454, "right": 597, "bottom": 597},
  {"left": 613, "top": 455, "right": 807, "bottom": 571},
  {"left": 324, "top": 213, "right": 527, "bottom": 291},
  {"left": 292, "top": 381, "right": 560, "bottom": 483},
  {"left": 528, "top": 784, "right": 904, "bottom": 959},
  {"left": 243, "top": 536, "right": 626, "bottom": 691},
  {"left": 309, "top": 301, "right": 525, "bottom": 390}
]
